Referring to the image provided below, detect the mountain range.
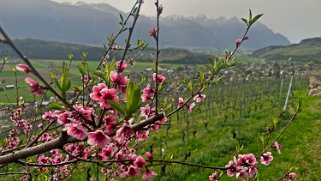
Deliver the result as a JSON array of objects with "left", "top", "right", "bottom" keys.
[{"left": 0, "top": 0, "right": 290, "bottom": 50}]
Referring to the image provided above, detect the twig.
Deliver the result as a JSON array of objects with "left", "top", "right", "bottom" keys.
[
  {"left": 258, "top": 111, "right": 298, "bottom": 157},
  {"left": 25, "top": 121, "right": 55, "bottom": 148},
  {"left": 154, "top": 0, "right": 161, "bottom": 114},
  {"left": 17, "top": 160, "right": 77, "bottom": 167},
  {"left": 153, "top": 159, "right": 228, "bottom": 170},
  {"left": 118, "top": 0, "right": 143, "bottom": 72}
]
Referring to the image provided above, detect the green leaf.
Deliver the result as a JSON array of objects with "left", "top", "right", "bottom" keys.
[
  {"left": 187, "top": 80, "right": 193, "bottom": 92},
  {"left": 108, "top": 101, "right": 126, "bottom": 116},
  {"left": 260, "top": 135, "right": 266, "bottom": 145},
  {"left": 60, "top": 62, "right": 69, "bottom": 92},
  {"left": 249, "top": 9, "right": 253, "bottom": 22},
  {"left": 234, "top": 140, "right": 244, "bottom": 153},
  {"left": 199, "top": 71, "right": 205, "bottom": 83},
  {"left": 93, "top": 70, "right": 109, "bottom": 84},
  {"left": 67, "top": 52, "right": 73, "bottom": 61},
  {"left": 81, "top": 52, "right": 88, "bottom": 61},
  {"left": 107, "top": 33, "right": 115, "bottom": 43},
  {"left": 126, "top": 81, "right": 141, "bottom": 116},
  {"left": 119, "top": 13, "right": 124, "bottom": 23},
  {"left": 137, "top": 39, "right": 143, "bottom": 47},
  {"left": 250, "top": 14, "right": 263, "bottom": 26},
  {"left": 272, "top": 117, "right": 279, "bottom": 127},
  {"left": 51, "top": 72, "right": 62, "bottom": 91},
  {"left": 46, "top": 103, "right": 64, "bottom": 110},
  {"left": 158, "top": 84, "right": 164, "bottom": 92},
  {"left": 2, "top": 56, "right": 8, "bottom": 63},
  {"left": 241, "top": 18, "right": 249, "bottom": 26}
]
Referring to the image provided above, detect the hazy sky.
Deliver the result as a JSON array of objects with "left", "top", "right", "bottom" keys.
[{"left": 53, "top": 0, "right": 321, "bottom": 43}]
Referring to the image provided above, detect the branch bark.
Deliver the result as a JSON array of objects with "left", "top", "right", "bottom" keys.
[
  {"left": 0, "top": 132, "right": 78, "bottom": 165},
  {"left": 131, "top": 113, "right": 165, "bottom": 131}
]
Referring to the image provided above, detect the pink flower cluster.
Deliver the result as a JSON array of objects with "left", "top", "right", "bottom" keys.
[
  {"left": 177, "top": 94, "right": 206, "bottom": 113},
  {"left": 9, "top": 108, "right": 32, "bottom": 135},
  {"left": 225, "top": 154, "right": 257, "bottom": 180}
]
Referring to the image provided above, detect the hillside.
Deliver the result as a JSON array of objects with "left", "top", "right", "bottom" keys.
[
  {"left": 0, "top": 38, "right": 212, "bottom": 64},
  {"left": 0, "top": 0, "right": 289, "bottom": 49},
  {"left": 251, "top": 37, "right": 321, "bottom": 62}
]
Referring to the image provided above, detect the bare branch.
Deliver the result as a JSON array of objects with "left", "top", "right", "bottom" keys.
[
  {"left": 131, "top": 113, "right": 165, "bottom": 131},
  {"left": 153, "top": 159, "right": 228, "bottom": 170},
  {"left": 0, "top": 132, "right": 78, "bottom": 165}
]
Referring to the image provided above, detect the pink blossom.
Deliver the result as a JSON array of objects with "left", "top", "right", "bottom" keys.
[
  {"left": 115, "top": 151, "right": 125, "bottom": 160},
  {"left": 287, "top": 172, "right": 297, "bottom": 180},
  {"left": 87, "top": 130, "right": 111, "bottom": 148},
  {"left": 141, "top": 84, "right": 153, "bottom": 102},
  {"left": 209, "top": 172, "right": 218, "bottom": 181},
  {"left": 39, "top": 133, "right": 53, "bottom": 142},
  {"left": 151, "top": 124, "right": 160, "bottom": 132},
  {"left": 193, "top": 94, "right": 206, "bottom": 102},
  {"left": 153, "top": 73, "right": 165, "bottom": 84},
  {"left": 53, "top": 154, "right": 62, "bottom": 164},
  {"left": 9, "top": 129, "right": 16, "bottom": 136},
  {"left": 146, "top": 152, "right": 153, "bottom": 162},
  {"left": 127, "top": 165, "right": 139, "bottom": 177},
  {"left": 65, "top": 124, "right": 88, "bottom": 140},
  {"left": 105, "top": 122, "right": 117, "bottom": 136},
  {"left": 116, "top": 125, "right": 133, "bottom": 140},
  {"left": 260, "top": 152, "right": 273, "bottom": 166},
  {"left": 73, "top": 104, "right": 94, "bottom": 121},
  {"left": 7, "top": 137, "right": 20, "bottom": 149},
  {"left": 156, "top": 116, "right": 167, "bottom": 125},
  {"left": 273, "top": 141, "right": 282, "bottom": 154},
  {"left": 90, "top": 83, "right": 107, "bottom": 101},
  {"left": 81, "top": 75, "right": 90, "bottom": 82},
  {"left": 42, "top": 111, "right": 57, "bottom": 122},
  {"left": 99, "top": 88, "right": 119, "bottom": 108},
  {"left": 188, "top": 102, "right": 196, "bottom": 113},
  {"left": 142, "top": 170, "right": 157, "bottom": 180},
  {"left": 149, "top": 27, "right": 158, "bottom": 38},
  {"left": 110, "top": 72, "right": 129, "bottom": 87},
  {"left": 16, "top": 64, "right": 32, "bottom": 73},
  {"left": 37, "top": 123, "right": 43, "bottom": 129},
  {"left": 226, "top": 154, "right": 258, "bottom": 179},
  {"left": 140, "top": 104, "right": 152, "bottom": 118},
  {"left": 225, "top": 158, "right": 238, "bottom": 177},
  {"left": 57, "top": 111, "right": 72, "bottom": 125},
  {"left": 178, "top": 97, "right": 185, "bottom": 109},
  {"left": 116, "top": 60, "right": 127, "bottom": 72},
  {"left": 238, "top": 154, "right": 257, "bottom": 168},
  {"left": 136, "top": 130, "right": 149, "bottom": 141},
  {"left": 236, "top": 170, "right": 249, "bottom": 180},
  {"left": 98, "top": 146, "right": 114, "bottom": 161},
  {"left": 235, "top": 38, "right": 242, "bottom": 47},
  {"left": 103, "top": 114, "right": 116, "bottom": 123},
  {"left": 37, "top": 155, "right": 51, "bottom": 164},
  {"left": 25, "top": 77, "right": 44, "bottom": 96},
  {"left": 141, "top": 93, "right": 150, "bottom": 103},
  {"left": 134, "top": 156, "right": 146, "bottom": 169}
]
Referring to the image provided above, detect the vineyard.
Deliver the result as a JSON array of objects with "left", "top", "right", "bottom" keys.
[{"left": 25, "top": 72, "right": 315, "bottom": 181}]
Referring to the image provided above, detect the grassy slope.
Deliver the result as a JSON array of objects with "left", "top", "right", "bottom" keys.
[{"left": 252, "top": 37, "right": 321, "bottom": 62}]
